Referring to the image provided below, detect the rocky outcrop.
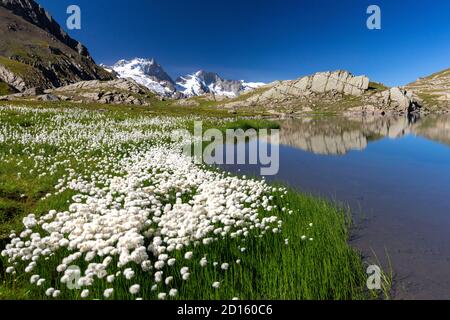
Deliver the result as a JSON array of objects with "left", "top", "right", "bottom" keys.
[
  {"left": 1, "top": 78, "right": 156, "bottom": 105},
  {"left": 406, "top": 68, "right": 450, "bottom": 112},
  {"left": 248, "top": 71, "right": 369, "bottom": 103},
  {"left": 348, "top": 87, "right": 423, "bottom": 115},
  {"left": 0, "top": 64, "right": 27, "bottom": 91},
  {"left": 49, "top": 79, "right": 154, "bottom": 105}
]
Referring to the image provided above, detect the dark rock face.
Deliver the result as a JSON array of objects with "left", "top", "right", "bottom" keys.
[
  {"left": 0, "top": 0, "right": 90, "bottom": 59},
  {"left": 0, "top": 0, "right": 114, "bottom": 91}
]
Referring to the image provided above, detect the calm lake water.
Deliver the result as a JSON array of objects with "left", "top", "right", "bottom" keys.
[{"left": 220, "top": 114, "right": 450, "bottom": 300}]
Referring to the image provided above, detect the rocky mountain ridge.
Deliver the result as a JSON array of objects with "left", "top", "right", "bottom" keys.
[
  {"left": 1, "top": 0, "right": 90, "bottom": 58},
  {"left": 105, "top": 58, "right": 265, "bottom": 98},
  {"left": 0, "top": 0, "right": 113, "bottom": 92},
  {"left": 108, "top": 58, "right": 178, "bottom": 97},
  {"left": 175, "top": 70, "right": 265, "bottom": 98}
]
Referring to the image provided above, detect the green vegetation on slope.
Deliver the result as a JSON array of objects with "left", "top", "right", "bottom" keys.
[
  {"left": 0, "top": 80, "right": 14, "bottom": 96},
  {"left": 0, "top": 56, "right": 34, "bottom": 77},
  {"left": 368, "top": 81, "right": 389, "bottom": 92}
]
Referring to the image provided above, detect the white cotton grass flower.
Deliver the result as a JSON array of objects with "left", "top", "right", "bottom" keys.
[
  {"left": 129, "top": 284, "right": 140, "bottom": 295},
  {"left": 169, "top": 289, "right": 178, "bottom": 297},
  {"left": 184, "top": 251, "right": 193, "bottom": 260},
  {"left": 158, "top": 292, "right": 167, "bottom": 300},
  {"left": 25, "top": 265, "right": 35, "bottom": 273},
  {"left": 104, "top": 288, "right": 114, "bottom": 298},
  {"left": 56, "top": 264, "right": 67, "bottom": 273},
  {"left": 45, "top": 288, "right": 55, "bottom": 297},
  {"left": 154, "top": 261, "right": 165, "bottom": 270},
  {"left": 200, "top": 257, "right": 208, "bottom": 267},
  {"left": 155, "top": 271, "right": 163, "bottom": 283},
  {"left": 182, "top": 273, "right": 190, "bottom": 281},
  {"left": 180, "top": 267, "right": 189, "bottom": 275},
  {"left": 52, "top": 290, "right": 61, "bottom": 298},
  {"left": 30, "top": 275, "right": 40, "bottom": 284},
  {"left": 37, "top": 279, "right": 45, "bottom": 286},
  {"left": 212, "top": 282, "right": 221, "bottom": 289},
  {"left": 81, "top": 289, "right": 89, "bottom": 298},
  {"left": 165, "top": 276, "right": 173, "bottom": 286},
  {"left": 107, "top": 275, "right": 115, "bottom": 283},
  {"left": 221, "top": 263, "right": 229, "bottom": 271},
  {"left": 141, "top": 260, "right": 152, "bottom": 272},
  {"left": 167, "top": 258, "right": 176, "bottom": 266},
  {"left": 124, "top": 268, "right": 135, "bottom": 280},
  {"left": 6, "top": 267, "right": 15, "bottom": 274}
]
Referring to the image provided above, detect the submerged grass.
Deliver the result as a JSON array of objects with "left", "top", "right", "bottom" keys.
[
  {"left": 225, "top": 119, "right": 280, "bottom": 131},
  {"left": 0, "top": 102, "right": 368, "bottom": 300}
]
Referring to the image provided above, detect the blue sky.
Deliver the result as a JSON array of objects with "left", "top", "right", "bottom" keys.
[{"left": 37, "top": 0, "right": 449, "bottom": 86}]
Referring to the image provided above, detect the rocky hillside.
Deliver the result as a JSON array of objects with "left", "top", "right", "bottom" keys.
[
  {"left": 0, "top": 0, "right": 113, "bottom": 92},
  {"left": 1, "top": 78, "right": 158, "bottom": 106},
  {"left": 218, "top": 70, "right": 422, "bottom": 115},
  {"left": 406, "top": 68, "right": 450, "bottom": 111}
]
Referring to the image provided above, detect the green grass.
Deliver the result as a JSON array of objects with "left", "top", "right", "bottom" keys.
[
  {"left": 0, "top": 80, "right": 14, "bottom": 96},
  {"left": 0, "top": 102, "right": 369, "bottom": 300},
  {"left": 368, "top": 82, "right": 389, "bottom": 92},
  {"left": 225, "top": 119, "right": 280, "bottom": 131},
  {"left": 0, "top": 56, "right": 34, "bottom": 77}
]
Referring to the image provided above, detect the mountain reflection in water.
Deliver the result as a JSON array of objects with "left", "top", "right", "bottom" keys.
[{"left": 277, "top": 114, "right": 450, "bottom": 155}]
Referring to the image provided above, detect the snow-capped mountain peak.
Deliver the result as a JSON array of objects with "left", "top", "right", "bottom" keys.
[
  {"left": 108, "top": 58, "right": 176, "bottom": 96},
  {"left": 105, "top": 58, "right": 265, "bottom": 98},
  {"left": 176, "top": 70, "right": 265, "bottom": 98}
]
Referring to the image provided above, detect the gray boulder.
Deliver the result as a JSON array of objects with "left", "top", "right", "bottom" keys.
[
  {"left": 37, "top": 94, "right": 59, "bottom": 101},
  {"left": 247, "top": 70, "right": 369, "bottom": 104}
]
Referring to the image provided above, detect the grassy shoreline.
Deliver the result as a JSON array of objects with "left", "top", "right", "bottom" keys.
[{"left": 0, "top": 102, "right": 368, "bottom": 300}]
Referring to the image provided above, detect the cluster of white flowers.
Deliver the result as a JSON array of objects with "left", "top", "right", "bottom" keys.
[{"left": 0, "top": 105, "right": 284, "bottom": 300}]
